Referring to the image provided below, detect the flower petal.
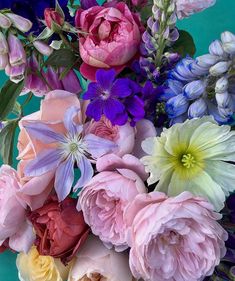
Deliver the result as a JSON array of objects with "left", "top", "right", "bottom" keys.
[
  {"left": 24, "top": 122, "right": 65, "bottom": 143},
  {"left": 104, "top": 98, "right": 127, "bottom": 125},
  {"left": 25, "top": 149, "right": 62, "bottom": 177},
  {"left": 84, "top": 133, "right": 117, "bottom": 158},
  {"left": 74, "top": 156, "right": 94, "bottom": 190},
  {"left": 86, "top": 99, "right": 104, "bottom": 121},
  {"left": 111, "top": 78, "right": 132, "bottom": 98},
  {"left": 55, "top": 157, "right": 75, "bottom": 201},
  {"left": 63, "top": 106, "right": 83, "bottom": 136},
  {"left": 96, "top": 69, "right": 116, "bottom": 90},
  {"left": 83, "top": 82, "right": 101, "bottom": 100}
]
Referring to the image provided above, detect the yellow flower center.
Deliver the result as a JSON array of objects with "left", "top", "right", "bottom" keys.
[{"left": 181, "top": 153, "right": 196, "bottom": 169}]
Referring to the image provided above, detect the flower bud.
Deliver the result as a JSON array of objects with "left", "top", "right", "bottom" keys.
[
  {"left": 0, "top": 32, "right": 8, "bottom": 55},
  {"left": 215, "top": 91, "right": 232, "bottom": 108},
  {"left": 209, "top": 40, "right": 225, "bottom": 57},
  {"left": 44, "top": 8, "right": 64, "bottom": 30},
  {"left": 196, "top": 54, "right": 220, "bottom": 68},
  {"left": 5, "top": 63, "right": 25, "bottom": 83},
  {"left": 218, "top": 106, "right": 233, "bottom": 118},
  {"left": 5, "top": 13, "right": 32, "bottom": 32},
  {"left": 8, "top": 33, "right": 26, "bottom": 66},
  {"left": 209, "top": 61, "right": 231, "bottom": 76},
  {"left": 60, "top": 69, "right": 82, "bottom": 95},
  {"left": 223, "top": 41, "right": 235, "bottom": 55},
  {"left": 183, "top": 80, "right": 206, "bottom": 100},
  {"left": 166, "top": 94, "right": 189, "bottom": 118},
  {"left": 221, "top": 31, "right": 235, "bottom": 45},
  {"left": 33, "top": 40, "right": 53, "bottom": 56},
  {"left": 188, "top": 98, "right": 207, "bottom": 118},
  {"left": 215, "top": 76, "right": 229, "bottom": 94},
  {"left": 0, "top": 54, "right": 8, "bottom": 70},
  {"left": 0, "top": 13, "right": 12, "bottom": 29}
]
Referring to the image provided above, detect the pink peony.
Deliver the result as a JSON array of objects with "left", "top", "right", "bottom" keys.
[
  {"left": 175, "top": 0, "right": 216, "bottom": 19},
  {"left": 85, "top": 116, "right": 135, "bottom": 156},
  {"left": 79, "top": 154, "right": 147, "bottom": 251},
  {"left": 124, "top": 191, "right": 227, "bottom": 281},
  {"left": 75, "top": 2, "right": 141, "bottom": 81},
  {"left": 17, "top": 90, "right": 88, "bottom": 210},
  {"left": 0, "top": 165, "right": 35, "bottom": 252}
]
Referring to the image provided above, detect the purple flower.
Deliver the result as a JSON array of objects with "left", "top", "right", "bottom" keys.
[
  {"left": 24, "top": 106, "right": 117, "bottom": 201},
  {"left": 83, "top": 69, "right": 132, "bottom": 126}
]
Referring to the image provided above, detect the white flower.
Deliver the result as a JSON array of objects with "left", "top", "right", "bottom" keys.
[{"left": 141, "top": 116, "right": 235, "bottom": 211}]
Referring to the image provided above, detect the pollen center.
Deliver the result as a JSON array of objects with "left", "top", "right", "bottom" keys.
[
  {"left": 181, "top": 153, "right": 196, "bottom": 169},
  {"left": 69, "top": 142, "right": 79, "bottom": 153}
]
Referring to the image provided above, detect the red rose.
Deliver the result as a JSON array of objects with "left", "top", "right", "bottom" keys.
[
  {"left": 28, "top": 196, "right": 89, "bottom": 264},
  {"left": 44, "top": 8, "right": 64, "bottom": 29}
]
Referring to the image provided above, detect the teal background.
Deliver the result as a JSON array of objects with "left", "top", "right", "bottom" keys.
[{"left": 0, "top": 0, "right": 235, "bottom": 280}]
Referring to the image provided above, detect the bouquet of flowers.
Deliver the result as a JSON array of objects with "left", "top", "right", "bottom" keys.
[{"left": 0, "top": 0, "right": 235, "bottom": 280}]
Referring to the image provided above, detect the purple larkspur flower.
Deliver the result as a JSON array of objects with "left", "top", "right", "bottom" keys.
[
  {"left": 83, "top": 69, "right": 132, "bottom": 126},
  {"left": 24, "top": 106, "right": 117, "bottom": 201}
]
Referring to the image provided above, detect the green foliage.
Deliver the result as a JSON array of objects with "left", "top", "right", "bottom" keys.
[
  {"left": 0, "top": 120, "right": 18, "bottom": 165},
  {"left": 172, "top": 30, "right": 196, "bottom": 57},
  {"left": 0, "top": 80, "right": 24, "bottom": 120},
  {"left": 45, "top": 49, "right": 77, "bottom": 68}
]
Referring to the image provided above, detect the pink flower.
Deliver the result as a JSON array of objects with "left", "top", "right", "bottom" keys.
[
  {"left": 131, "top": 0, "right": 147, "bottom": 7},
  {"left": 17, "top": 90, "right": 87, "bottom": 209},
  {"left": 85, "top": 116, "right": 135, "bottom": 156},
  {"left": 175, "top": 0, "right": 216, "bottom": 19},
  {"left": 79, "top": 154, "right": 147, "bottom": 251},
  {"left": 124, "top": 191, "right": 228, "bottom": 281},
  {"left": 0, "top": 165, "right": 35, "bottom": 252},
  {"left": 68, "top": 235, "right": 134, "bottom": 281},
  {"left": 75, "top": 2, "right": 141, "bottom": 81}
]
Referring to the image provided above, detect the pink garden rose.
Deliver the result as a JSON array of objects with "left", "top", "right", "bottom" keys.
[
  {"left": 0, "top": 165, "right": 35, "bottom": 252},
  {"left": 85, "top": 116, "right": 135, "bottom": 156},
  {"left": 79, "top": 154, "right": 147, "bottom": 251},
  {"left": 124, "top": 191, "right": 227, "bottom": 281},
  {"left": 17, "top": 90, "right": 87, "bottom": 210},
  {"left": 75, "top": 2, "right": 141, "bottom": 80},
  {"left": 68, "top": 235, "right": 134, "bottom": 281},
  {"left": 175, "top": 0, "right": 216, "bottom": 19}
]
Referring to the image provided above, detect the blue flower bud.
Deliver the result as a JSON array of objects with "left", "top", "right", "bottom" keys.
[
  {"left": 209, "top": 40, "right": 225, "bottom": 57},
  {"left": 215, "top": 76, "right": 229, "bottom": 93},
  {"left": 221, "top": 31, "right": 235, "bottom": 44},
  {"left": 188, "top": 98, "right": 207, "bottom": 118},
  {"left": 166, "top": 94, "right": 189, "bottom": 118},
  {"left": 210, "top": 61, "right": 231, "bottom": 76},
  {"left": 216, "top": 92, "right": 232, "bottom": 108},
  {"left": 218, "top": 106, "right": 233, "bottom": 118},
  {"left": 183, "top": 80, "right": 206, "bottom": 100},
  {"left": 167, "top": 79, "right": 184, "bottom": 95}
]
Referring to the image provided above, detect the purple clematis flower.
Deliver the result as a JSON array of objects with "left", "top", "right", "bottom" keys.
[
  {"left": 24, "top": 106, "right": 117, "bottom": 201},
  {"left": 83, "top": 69, "right": 132, "bottom": 126}
]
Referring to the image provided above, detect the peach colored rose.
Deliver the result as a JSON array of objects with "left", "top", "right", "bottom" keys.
[
  {"left": 75, "top": 2, "right": 141, "bottom": 80},
  {"left": 79, "top": 154, "right": 147, "bottom": 251},
  {"left": 17, "top": 90, "right": 87, "bottom": 210},
  {"left": 85, "top": 116, "right": 135, "bottom": 156}
]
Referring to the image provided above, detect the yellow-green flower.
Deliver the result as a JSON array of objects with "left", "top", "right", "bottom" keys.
[{"left": 141, "top": 117, "right": 235, "bottom": 211}]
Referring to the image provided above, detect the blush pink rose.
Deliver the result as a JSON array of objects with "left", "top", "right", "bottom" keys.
[
  {"left": 85, "top": 116, "right": 135, "bottom": 156},
  {"left": 175, "top": 0, "right": 216, "bottom": 19},
  {"left": 0, "top": 165, "right": 35, "bottom": 253},
  {"left": 17, "top": 90, "right": 88, "bottom": 210},
  {"left": 75, "top": 2, "right": 141, "bottom": 81},
  {"left": 124, "top": 191, "right": 228, "bottom": 281},
  {"left": 79, "top": 154, "right": 147, "bottom": 251}
]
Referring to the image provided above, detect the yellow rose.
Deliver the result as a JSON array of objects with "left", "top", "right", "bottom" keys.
[{"left": 16, "top": 246, "right": 70, "bottom": 281}]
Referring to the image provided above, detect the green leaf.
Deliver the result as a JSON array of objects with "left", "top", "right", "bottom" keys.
[
  {"left": 35, "top": 27, "right": 54, "bottom": 40},
  {"left": 0, "top": 120, "right": 18, "bottom": 165},
  {"left": 45, "top": 49, "right": 77, "bottom": 68},
  {"left": 140, "top": 5, "right": 153, "bottom": 22},
  {"left": 55, "top": 0, "right": 65, "bottom": 18},
  {"left": 0, "top": 80, "right": 24, "bottom": 120},
  {"left": 172, "top": 30, "right": 196, "bottom": 57}
]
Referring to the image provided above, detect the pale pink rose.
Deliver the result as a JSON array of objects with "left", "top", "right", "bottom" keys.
[
  {"left": 17, "top": 90, "right": 87, "bottom": 210},
  {"left": 79, "top": 154, "right": 147, "bottom": 251},
  {"left": 125, "top": 191, "right": 228, "bottom": 281},
  {"left": 75, "top": 2, "right": 141, "bottom": 80},
  {"left": 0, "top": 165, "right": 35, "bottom": 252},
  {"left": 85, "top": 116, "right": 135, "bottom": 156},
  {"left": 175, "top": 0, "right": 216, "bottom": 19},
  {"left": 68, "top": 235, "right": 134, "bottom": 281}
]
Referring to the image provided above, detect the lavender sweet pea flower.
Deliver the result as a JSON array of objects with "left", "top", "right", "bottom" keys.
[
  {"left": 83, "top": 69, "right": 132, "bottom": 125},
  {"left": 24, "top": 106, "right": 117, "bottom": 201}
]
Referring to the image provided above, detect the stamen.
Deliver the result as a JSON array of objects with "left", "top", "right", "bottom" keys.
[{"left": 181, "top": 153, "right": 196, "bottom": 169}]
